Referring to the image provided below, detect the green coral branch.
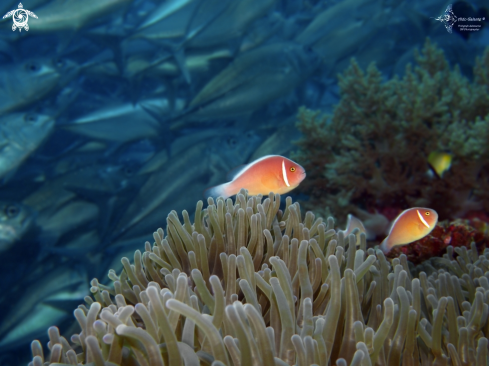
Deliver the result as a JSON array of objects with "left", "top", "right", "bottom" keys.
[{"left": 293, "top": 39, "right": 489, "bottom": 220}]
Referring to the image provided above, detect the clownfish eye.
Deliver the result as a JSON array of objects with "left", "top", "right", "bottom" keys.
[
  {"left": 425, "top": 212, "right": 430, "bottom": 216},
  {"left": 290, "top": 167, "right": 296, "bottom": 172}
]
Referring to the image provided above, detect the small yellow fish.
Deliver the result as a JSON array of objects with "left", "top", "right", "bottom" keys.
[
  {"left": 204, "top": 155, "right": 306, "bottom": 199},
  {"left": 379, "top": 207, "right": 438, "bottom": 253},
  {"left": 428, "top": 151, "right": 452, "bottom": 178}
]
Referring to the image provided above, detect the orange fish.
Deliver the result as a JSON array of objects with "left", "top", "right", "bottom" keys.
[
  {"left": 379, "top": 207, "right": 438, "bottom": 253},
  {"left": 204, "top": 155, "right": 306, "bottom": 199}
]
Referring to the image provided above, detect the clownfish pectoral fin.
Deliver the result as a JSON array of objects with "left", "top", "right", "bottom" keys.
[{"left": 204, "top": 182, "right": 232, "bottom": 199}]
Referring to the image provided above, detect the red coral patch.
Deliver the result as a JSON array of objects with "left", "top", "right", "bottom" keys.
[{"left": 384, "top": 219, "right": 488, "bottom": 264}]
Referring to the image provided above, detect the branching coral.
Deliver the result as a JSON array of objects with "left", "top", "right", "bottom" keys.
[
  {"left": 293, "top": 39, "right": 489, "bottom": 222},
  {"left": 28, "top": 192, "right": 489, "bottom": 365}
]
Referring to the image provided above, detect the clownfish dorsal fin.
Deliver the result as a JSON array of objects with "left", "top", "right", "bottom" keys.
[
  {"left": 227, "top": 155, "right": 277, "bottom": 181},
  {"left": 386, "top": 208, "right": 408, "bottom": 236}
]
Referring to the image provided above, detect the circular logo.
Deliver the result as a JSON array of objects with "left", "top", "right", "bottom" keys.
[{"left": 12, "top": 8, "right": 28, "bottom": 28}]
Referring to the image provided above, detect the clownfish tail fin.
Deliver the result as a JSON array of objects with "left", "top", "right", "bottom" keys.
[
  {"left": 379, "top": 237, "right": 390, "bottom": 254},
  {"left": 204, "top": 182, "right": 232, "bottom": 199}
]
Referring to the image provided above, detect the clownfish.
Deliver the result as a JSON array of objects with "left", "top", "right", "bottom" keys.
[
  {"left": 379, "top": 207, "right": 438, "bottom": 253},
  {"left": 204, "top": 155, "right": 306, "bottom": 199}
]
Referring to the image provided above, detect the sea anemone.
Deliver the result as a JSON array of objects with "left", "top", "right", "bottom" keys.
[{"left": 29, "top": 191, "right": 488, "bottom": 365}]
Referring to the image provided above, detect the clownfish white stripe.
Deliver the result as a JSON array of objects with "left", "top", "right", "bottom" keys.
[
  {"left": 416, "top": 210, "right": 430, "bottom": 228},
  {"left": 282, "top": 160, "right": 290, "bottom": 187}
]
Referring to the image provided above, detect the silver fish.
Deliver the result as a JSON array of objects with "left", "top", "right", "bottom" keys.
[
  {"left": 112, "top": 128, "right": 262, "bottom": 239},
  {"left": 61, "top": 99, "right": 179, "bottom": 142},
  {"left": 0, "top": 266, "right": 87, "bottom": 349},
  {"left": 294, "top": 0, "right": 380, "bottom": 46},
  {"left": 173, "top": 42, "right": 321, "bottom": 125},
  {"left": 0, "top": 303, "right": 68, "bottom": 350},
  {"left": 133, "top": 0, "right": 277, "bottom": 82},
  {"left": 133, "top": 0, "right": 230, "bottom": 47},
  {"left": 0, "top": 113, "right": 55, "bottom": 181},
  {"left": 311, "top": 10, "right": 390, "bottom": 73},
  {"left": 138, "top": 0, "right": 197, "bottom": 30},
  {"left": 24, "top": 162, "right": 145, "bottom": 245},
  {"left": 125, "top": 48, "right": 233, "bottom": 79},
  {"left": 185, "top": 0, "right": 278, "bottom": 49},
  {"left": 29, "top": 0, "right": 133, "bottom": 33},
  {"left": 131, "top": 0, "right": 195, "bottom": 42},
  {"left": 36, "top": 199, "right": 99, "bottom": 248},
  {"left": 0, "top": 202, "right": 35, "bottom": 252},
  {"left": 0, "top": 60, "right": 59, "bottom": 114},
  {"left": 239, "top": 12, "right": 285, "bottom": 52}
]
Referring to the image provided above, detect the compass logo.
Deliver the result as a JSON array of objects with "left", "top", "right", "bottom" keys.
[
  {"left": 432, "top": 4, "right": 485, "bottom": 34},
  {"left": 2, "top": 3, "right": 38, "bottom": 32},
  {"left": 432, "top": 4, "right": 458, "bottom": 33}
]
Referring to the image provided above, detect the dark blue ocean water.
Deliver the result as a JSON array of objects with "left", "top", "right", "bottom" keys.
[{"left": 0, "top": 0, "right": 487, "bottom": 364}]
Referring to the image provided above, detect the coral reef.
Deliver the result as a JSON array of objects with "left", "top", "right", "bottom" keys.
[
  {"left": 28, "top": 192, "right": 489, "bottom": 366},
  {"left": 292, "top": 39, "right": 489, "bottom": 223}
]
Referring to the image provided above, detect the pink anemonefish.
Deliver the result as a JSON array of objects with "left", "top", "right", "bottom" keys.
[
  {"left": 204, "top": 155, "right": 306, "bottom": 199},
  {"left": 379, "top": 207, "right": 438, "bottom": 253}
]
